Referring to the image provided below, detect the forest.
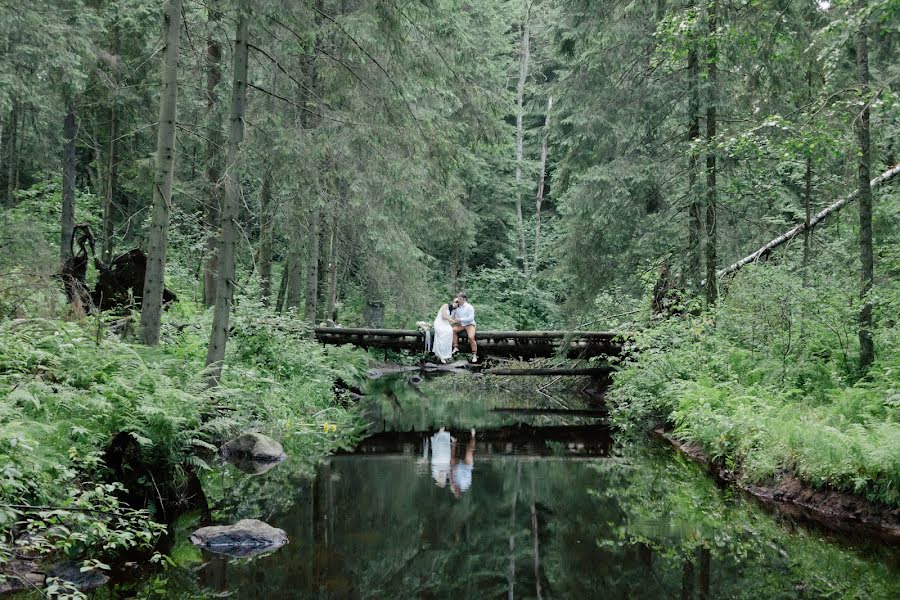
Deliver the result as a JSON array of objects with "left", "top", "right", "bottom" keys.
[{"left": 0, "top": 0, "right": 898, "bottom": 596}]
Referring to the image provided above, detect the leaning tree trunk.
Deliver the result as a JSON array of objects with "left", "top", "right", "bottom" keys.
[
  {"left": 141, "top": 0, "right": 183, "bottom": 345},
  {"left": 514, "top": 9, "right": 531, "bottom": 275},
  {"left": 716, "top": 163, "right": 899, "bottom": 280},
  {"left": 205, "top": 0, "right": 250, "bottom": 385},
  {"left": 855, "top": 17, "right": 874, "bottom": 370},
  {"left": 202, "top": 0, "right": 223, "bottom": 308},
  {"left": 257, "top": 169, "right": 274, "bottom": 306},
  {"left": 704, "top": 0, "right": 718, "bottom": 306},
  {"left": 687, "top": 2, "right": 703, "bottom": 292},
  {"left": 533, "top": 95, "right": 552, "bottom": 271},
  {"left": 61, "top": 96, "right": 77, "bottom": 263}
]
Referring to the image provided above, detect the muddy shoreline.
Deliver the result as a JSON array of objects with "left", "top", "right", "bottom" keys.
[{"left": 653, "top": 428, "right": 900, "bottom": 544}]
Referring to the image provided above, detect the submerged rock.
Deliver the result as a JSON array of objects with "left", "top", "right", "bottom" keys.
[
  {"left": 190, "top": 519, "right": 288, "bottom": 558},
  {"left": 220, "top": 432, "right": 286, "bottom": 463}
]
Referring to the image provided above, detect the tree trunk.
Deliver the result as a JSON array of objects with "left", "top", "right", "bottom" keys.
[
  {"left": 681, "top": 557, "right": 695, "bottom": 600},
  {"left": 533, "top": 95, "right": 552, "bottom": 271},
  {"left": 202, "top": 0, "right": 223, "bottom": 308},
  {"left": 140, "top": 0, "right": 183, "bottom": 345},
  {"left": 275, "top": 260, "right": 289, "bottom": 314},
  {"left": 704, "top": 0, "right": 718, "bottom": 306},
  {"left": 305, "top": 208, "right": 321, "bottom": 326},
  {"left": 855, "top": 18, "right": 874, "bottom": 370},
  {"left": 5, "top": 99, "right": 19, "bottom": 204},
  {"left": 205, "top": 0, "right": 250, "bottom": 385},
  {"left": 257, "top": 169, "right": 274, "bottom": 306},
  {"left": 697, "top": 546, "right": 710, "bottom": 600},
  {"left": 802, "top": 68, "right": 813, "bottom": 289},
  {"left": 0, "top": 107, "right": 8, "bottom": 204},
  {"left": 61, "top": 97, "right": 77, "bottom": 263},
  {"left": 515, "top": 9, "right": 531, "bottom": 275},
  {"left": 285, "top": 239, "right": 306, "bottom": 310},
  {"left": 322, "top": 206, "right": 338, "bottom": 322},
  {"left": 103, "top": 96, "right": 119, "bottom": 262},
  {"left": 687, "top": 2, "right": 702, "bottom": 292}
]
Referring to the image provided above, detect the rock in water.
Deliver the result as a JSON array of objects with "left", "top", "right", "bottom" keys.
[
  {"left": 190, "top": 519, "right": 288, "bottom": 558},
  {"left": 220, "top": 432, "right": 286, "bottom": 463}
]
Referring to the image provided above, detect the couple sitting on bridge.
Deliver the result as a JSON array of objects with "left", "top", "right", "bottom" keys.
[{"left": 433, "top": 292, "right": 477, "bottom": 364}]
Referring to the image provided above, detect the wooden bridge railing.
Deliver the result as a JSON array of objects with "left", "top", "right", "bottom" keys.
[{"left": 314, "top": 327, "right": 625, "bottom": 359}]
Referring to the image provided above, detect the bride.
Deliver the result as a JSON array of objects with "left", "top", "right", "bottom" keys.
[{"left": 432, "top": 297, "right": 459, "bottom": 363}]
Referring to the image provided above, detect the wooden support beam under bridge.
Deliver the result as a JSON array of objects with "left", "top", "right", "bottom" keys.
[{"left": 314, "top": 327, "right": 626, "bottom": 359}]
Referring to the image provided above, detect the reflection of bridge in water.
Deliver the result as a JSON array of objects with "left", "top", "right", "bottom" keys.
[
  {"left": 339, "top": 424, "right": 613, "bottom": 458},
  {"left": 314, "top": 327, "right": 627, "bottom": 360}
]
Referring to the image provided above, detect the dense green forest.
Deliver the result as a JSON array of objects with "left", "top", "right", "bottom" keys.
[{"left": 1, "top": 0, "right": 898, "bottom": 595}]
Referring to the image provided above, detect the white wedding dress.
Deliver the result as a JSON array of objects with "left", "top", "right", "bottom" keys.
[{"left": 432, "top": 303, "right": 454, "bottom": 361}]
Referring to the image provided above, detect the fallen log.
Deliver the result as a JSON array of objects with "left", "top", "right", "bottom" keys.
[{"left": 716, "top": 163, "right": 900, "bottom": 279}]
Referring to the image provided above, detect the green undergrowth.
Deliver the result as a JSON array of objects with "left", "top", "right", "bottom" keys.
[
  {"left": 609, "top": 263, "right": 900, "bottom": 508},
  {"left": 0, "top": 302, "right": 367, "bottom": 589}
]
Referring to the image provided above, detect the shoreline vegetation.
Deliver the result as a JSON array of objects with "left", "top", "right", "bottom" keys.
[
  {"left": 607, "top": 263, "right": 900, "bottom": 522},
  {"left": 0, "top": 313, "right": 366, "bottom": 595}
]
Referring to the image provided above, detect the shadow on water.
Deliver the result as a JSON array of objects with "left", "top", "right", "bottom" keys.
[{"left": 99, "top": 374, "right": 898, "bottom": 599}]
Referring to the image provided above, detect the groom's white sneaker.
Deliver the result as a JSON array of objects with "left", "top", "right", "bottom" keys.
[
  {"left": 470, "top": 355, "right": 478, "bottom": 364},
  {"left": 452, "top": 347, "right": 459, "bottom": 355}
]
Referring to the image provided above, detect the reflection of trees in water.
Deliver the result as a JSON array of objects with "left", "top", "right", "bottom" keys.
[{"left": 126, "top": 390, "right": 897, "bottom": 599}]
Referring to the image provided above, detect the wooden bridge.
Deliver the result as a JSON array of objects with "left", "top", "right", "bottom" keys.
[{"left": 314, "top": 327, "right": 625, "bottom": 359}]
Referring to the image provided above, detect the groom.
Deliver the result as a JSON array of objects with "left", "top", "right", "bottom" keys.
[{"left": 452, "top": 292, "right": 477, "bottom": 363}]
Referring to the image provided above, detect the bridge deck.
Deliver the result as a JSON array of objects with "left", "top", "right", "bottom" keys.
[{"left": 314, "top": 327, "right": 624, "bottom": 359}]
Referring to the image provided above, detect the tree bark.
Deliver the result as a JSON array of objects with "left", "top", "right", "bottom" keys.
[
  {"left": 202, "top": 0, "right": 223, "bottom": 308},
  {"left": 275, "top": 260, "right": 289, "bottom": 314},
  {"left": 61, "top": 97, "right": 77, "bottom": 263},
  {"left": 103, "top": 44, "right": 120, "bottom": 264},
  {"left": 205, "top": 0, "right": 250, "bottom": 385},
  {"left": 257, "top": 169, "right": 274, "bottom": 306},
  {"left": 687, "top": 1, "right": 702, "bottom": 291},
  {"left": 305, "top": 207, "right": 321, "bottom": 326},
  {"left": 515, "top": 7, "right": 531, "bottom": 275},
  {"left": 533, "top": 95, "right": 552, "bottom": 271},
  {"left": 140, "top": 0, "right": 183, "bottom": 345},
  {"left": 855, "top": 17, "right": 874, "bottom": 370},
  {"left": 5, "top": 99, "right": 19, "bottom": 204},
  {"left": 285, "top": 241, "right": 306, "bottom": 311},
  {"left": 322, "top": 205, "right": 338, "bottom": 322},
  {"left": 802, "top": 69, "right": 813, "bottom": 289},
  {"left": 704, "top": 0, "right": 718, "bottom": 306},
  {"left": 0, "top": 107, "right": 8, "bottom": 204},
  {"left": 697, "top": 546, "right": 711, "bottom": 600}
]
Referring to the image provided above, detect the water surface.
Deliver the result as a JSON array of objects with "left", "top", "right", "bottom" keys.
[{"left": 132, "top": 377, "right": 899, "bottom": 598}]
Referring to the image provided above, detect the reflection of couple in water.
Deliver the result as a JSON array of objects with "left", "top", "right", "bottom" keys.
[{"left": 430, "top": 427, "right": 476, "bottom": 497}]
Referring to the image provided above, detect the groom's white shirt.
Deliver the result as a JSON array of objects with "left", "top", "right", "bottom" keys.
[{"left": 455, "top": 302, "right": 475, "bottom": 326}]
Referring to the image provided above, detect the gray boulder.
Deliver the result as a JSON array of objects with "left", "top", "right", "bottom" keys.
[
  {"left": 190, "top": 519, "right": 288, "bottom": 558},
  {"left": 46, "top": 561, "right": 110, "bottom": 592},
  {"left": 220, "top": 432, "right": 286, "bottom": 463}
]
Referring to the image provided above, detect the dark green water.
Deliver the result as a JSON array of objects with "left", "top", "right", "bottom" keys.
[{"left": 123, "top": 377, "right": 899, "bottom": 598}]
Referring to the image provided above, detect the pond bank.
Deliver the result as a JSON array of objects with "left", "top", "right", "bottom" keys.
[{"left": 655, "top": 428, "right": 900, "bottom": 544}]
